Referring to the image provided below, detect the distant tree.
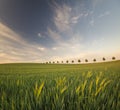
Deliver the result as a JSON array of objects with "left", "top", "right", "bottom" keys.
[
  {"left": 112, "top": 57, "right": 116, "bottom": 60},
  {"left": 61, "top": 61, "right": 64, "bottom": 63},
  {"left": 85, "top": 59, "right": 88, "bottom": 63},
  {"left": 57, "top": 61, "right": 59, "bottom": 64},
  {"left": 78, "top": 59, "right": 81, "bottom": 63},
  {"left": 71, "top": 60, "right": 74, "bottom": 63},
  {"left": 46, "top": 62, "right": 48, "bottom": 64},
  {"left": 102, "top": 57, "right": 106, "bottom": 61},
  {"left": 93, "top": 59, "right": 96, "bottom": 62},
  {"left": 53, "top": 61, "right": 55, "bottom": 64},
  {"left": 66, "top": 60, "right": 69, "bottom": 64}
]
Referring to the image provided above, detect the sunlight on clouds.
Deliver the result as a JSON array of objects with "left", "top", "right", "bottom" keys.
[
  {"left": 47, "top": 28, "right": 61, "bottom": 41},
  {"left": 54, "top": 5, "right": 71, "bottom": 32},
  {"left": 38, "top": 47, "right": 45, "bottom": 51},
  {"left": 0, "top": 22, "right": 46, "bottom": 63},
  {"left": 47, "top": 1, "right": 85, "bottom": 49},
  {"left": 0, "top": 0, "right": 120, "bottom": 63},
  {"left": 52, "top": 47, "right": 57, "bottom": 50},
  {"left": 0, "top": 22, "right": 26, "bottom": 44},
  {"left": 0, "top": 21, "right": 85, "bottom": 63},
  {"left": 52, "top": 2, "right": 82, "bottom": 32}
]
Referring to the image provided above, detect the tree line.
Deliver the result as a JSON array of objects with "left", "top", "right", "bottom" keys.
[{"left": 46, "top": 56, "right": 116, "bottom": 64}]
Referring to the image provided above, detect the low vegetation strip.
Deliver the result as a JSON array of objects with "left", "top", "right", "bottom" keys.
[{"left": 0, "top": 61, "right": 120, "bottom": 110}]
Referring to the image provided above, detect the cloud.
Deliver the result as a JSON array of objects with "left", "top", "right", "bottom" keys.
[
  {"left": 89, "top": 18, "right": 94, "bottom": 26},
  {"left": 52, "top": 47, "right": 57, "bottom": 50},
  {"left": 38, "top": 47, "right": 45, "bottom": 51},
  {"left": 44, "top": 2, "right": 90, "bottom": 61},
  {"left": 0, "top": 22, "right": 26, "bottom": 45},
  {"left": 47, "top": 28, "right": 61, "bottom": 41},
  {"left": 0, "top": 22, "right": 119, "bottom": 64},
  {"left": 49, "top": 1, "right": 92, "bottom": 40},
  {"left": 0, "top": 22, "right": 85, "bottom": 63},
  {"left": 0, "top": 22, "right": 46, "bottom": 63},
  {"left": 92, "top": 0, "right": 104, "bottom": 8},
  {"left": 71, "top": 15, "right": 81, "bottom": 24},
  {"left": 47, "top": 2, "right": 87, "bottom": 45},
  {"left": 51, "top": 2, "right": 83, "bottom": 33},
  {"left": 37, "top": 32, "right": 46, "bottom": 38},
  {"left": 38, "top": 33, "right": 42, "bottom": 37},
  {"left": 47, "top": 24, "right": 83, "bottom": 54},
  {"left": 98, "top": 11, "right": 111, "bottom": 18},
  {"left": 47, "top": 32, "right": 84, "bottom": 61},
  {"left": 53, "top": 4, "right": 72, "bottom": 32}
]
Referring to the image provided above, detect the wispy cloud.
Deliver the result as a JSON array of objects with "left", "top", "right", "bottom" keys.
[
  {"left": 0, "top": 22, "right": 85, "bottom": 63},
  {"left": 1, "top": 1, "right": 119, "bottom": 63},
  {"left": 89, "top": 17, "right": 95, "bottom": 26},
  {"left": 45, "top": 2, "right": 101, "bottom": 61},
  {"left": 53, "top": 4, "right": 72, "bottom": 32},
  {"left": 51, "top": 2, "right": 83, "bottom": 33},
  {"left": 37, "top": 32, "right": 46, "bottom": 38},
  {"left": 47, "top": 2, "right": 85, "bottom": 45},
  {"left": 0, "top": 22, "right": 26, "bottom": 45},
  {"left": 47, "top": 28, "right": 61, "bottom": 41},
  {"left": 38, "top": 33, "right": 42, "bottom": 38},
  {"left": 92, "top": 0, "right": 104, "bottom": 8},
  {"left": 0, "top": 22, "right": 46, "bottom": 63},
  {"left": 98, "top": 11, "right": 111, "bottom": 18}
]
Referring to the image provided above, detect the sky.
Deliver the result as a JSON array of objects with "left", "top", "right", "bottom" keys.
[{"left": 0, "top": 0, "right": 120, "bottom": 63}]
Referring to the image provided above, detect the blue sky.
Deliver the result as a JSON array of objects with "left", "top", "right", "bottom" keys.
[{"left": 0, "top": 0, "right": 120, "bottom": 63}]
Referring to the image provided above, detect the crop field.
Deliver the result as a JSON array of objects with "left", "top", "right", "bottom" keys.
[{"left": 0, "top": 61, "right": 120, "bottom": 110}]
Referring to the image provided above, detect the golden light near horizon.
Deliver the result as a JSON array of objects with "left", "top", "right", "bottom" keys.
[{"left": 0, "top": 0, "right": 120, "bottom": 63}]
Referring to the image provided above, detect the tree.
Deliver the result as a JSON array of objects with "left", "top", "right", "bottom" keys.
[
  {"left": 66, "top": 60, "right": 69, "bottom": 64},
  {"left": 46, "top": 62, "right": 48, "bottom": 64},
  {"left": 53, "top": 61, "right": 55, "bottom": 64},
  {"left": 49, "top": 61, "right": 51, "bottom": 64},
  {"left": 112, "top": 56, "right": 116, "bottom": 60},
  {"left": 71, "top": 60, "right": 74, "bottom": 63},
  {"left": 102, "top": 57, "right": 106, "bottom": 61},
  {"left": 57, "top": 61, "right": 59, "bottom": 64},
  {"left": 93, "top": 58, "right": 96, "bottom": 62},
  {"left": 85, "top": 59, "right": 88, "bottom": 63},
  {"left": 61, "top": 61, "right": 64, "bottom": 63},
  {"left": 78, "top": 59, "right": 81, "bottom": 63}
]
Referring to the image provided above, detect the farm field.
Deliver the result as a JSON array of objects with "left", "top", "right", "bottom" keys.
[{"left": 0, "top": 61, "right": 120, "bottom": 110}]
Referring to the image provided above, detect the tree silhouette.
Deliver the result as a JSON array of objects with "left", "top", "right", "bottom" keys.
[
  {"left": 49, "top": 61, "right": 51, "bottom": 64},
  {"left": 85, "top": 59, "right": 88, "bottom": 63},
  {"left": 66, "top": 60, "right": 69, "bottom": 64},
  {"left": 53, "top": 61, "right": 55, "bottom": 64},
  {"left": 61, "top": 61, "right": 64, "bottom": 63},
  {"left": 71, "top": 60, "right": 74, "bottom": 63},
  {"left": 93, "top": 59, "right": 96, "bottom": 62},
  {"left": 112, "top": 57, "right": 116, "bottom": 60},
  {"left": 57, "top": 61, "right": 59, "bottom": 64},
  {"left": 78, "top": 59, "right": 81, "bottom": 63},
  {"left": 102, "top": 57, "right": 106, "bottom": 61}
]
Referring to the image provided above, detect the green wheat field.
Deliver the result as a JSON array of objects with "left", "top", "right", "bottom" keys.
[{"left": 0, "top": 61, "right": 120, "bottom": 110}]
